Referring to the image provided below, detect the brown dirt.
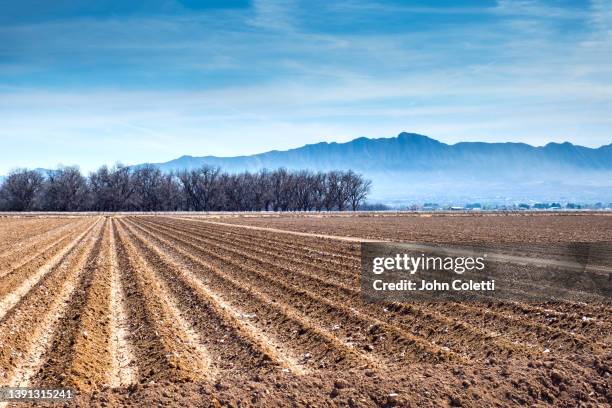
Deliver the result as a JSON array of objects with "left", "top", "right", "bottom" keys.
[
  {"left": 0, "top": 214, "right": 609, "bottom": 407},
  {"left": 203, "top": 212, "right": 612, "bottom": 243},
  {"left": 0, "top": 217, "right": 75, "bottom": 253}
]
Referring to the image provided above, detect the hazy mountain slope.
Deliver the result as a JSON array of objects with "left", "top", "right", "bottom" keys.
[
  {"left": 152, "top": 133, "right": 612, "bottom": 173},
  {"left": 142, "top": 133, "right": 612, "bottom": 204}
]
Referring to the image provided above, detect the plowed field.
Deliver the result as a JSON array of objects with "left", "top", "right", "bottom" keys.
[{"left": 0, "top": 214, "right": 609, "bottom": 407}]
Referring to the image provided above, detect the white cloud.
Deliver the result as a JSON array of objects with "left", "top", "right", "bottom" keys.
[{"left": 0, "top": 0, "right": 610, "bottom": 173}]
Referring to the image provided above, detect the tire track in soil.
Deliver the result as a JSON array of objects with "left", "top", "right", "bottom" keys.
[
  {"left": 113, "top": 220, "right": 212, "bottom": 384},
  {"left": 142, "top": 218, "right": 524, "bottom": 362},
  {"left": 108, "top": 218, "right": 138, "bottom": 388},
  {"left": 0, "top": 218, "right": 100, "bottom": 321},
  {"left": 119, "top": 218, "right": 306, "bottom": 376},
  {"left": 160, "top": 217, "right": 610, "bottom": 352},
  {"left": 131, "top": 217, "right": 459, "bottom": 367},
  {"left": 0, "top": 218, "right": 103, "bottom": 394},
  {"left": 126, "top": 218, "right": 380, "bottom": 372}
]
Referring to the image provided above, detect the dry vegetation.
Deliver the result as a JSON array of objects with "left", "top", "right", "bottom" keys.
[{"left": 0, "top": 213, "right": 610, "bottom": 407}]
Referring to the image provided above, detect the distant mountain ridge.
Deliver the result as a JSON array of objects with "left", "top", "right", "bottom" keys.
[
  {"left": 141, "top": 132, "right": 612, "bottom": 204},
  {"left": 148, "top": 133, "right": 612, "bottom": 173}
]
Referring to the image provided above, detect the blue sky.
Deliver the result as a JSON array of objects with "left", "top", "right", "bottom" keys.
[{"left": 1, "top": 0, "right": 611, "bottom": 173}]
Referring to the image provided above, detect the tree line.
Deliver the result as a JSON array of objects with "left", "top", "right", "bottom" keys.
[{"left": 0, "top": 165, "right": 372, "bottom": 212}]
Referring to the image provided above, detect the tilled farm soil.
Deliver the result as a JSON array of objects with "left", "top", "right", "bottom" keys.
[
  {"left": 0, "top": 214, "right": 609, "bottom": 407},
  {"left": 211, "top": 212, "right": 612, "bottom": 243}
]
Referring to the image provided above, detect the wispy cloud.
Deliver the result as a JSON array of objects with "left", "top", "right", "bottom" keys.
[
  {"left": 494, "top": 0, "right": 589, "bottom": 19},
  {"left": 0, "top": 0, "right": 610, "bottom": 173},
  {"left": 248, "top": 0, "right": 297, "bottom": 31}
]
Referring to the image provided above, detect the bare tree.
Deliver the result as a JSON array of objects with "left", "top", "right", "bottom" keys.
[
  {"left": 251, "top": 169, "right": 273, "bottom": 211},
  {"left": 177, "top": 165, "right": 221, "bottom": 211},
  {"left": 324, "top": 171, "right": 350, "bottom": 211},
  {"left": 88, "top": 166, "right": 112, "bottom": 211},
  {"left": 157, "top": 173, "right": 183, "bottom": 211},
  {"left": 132, "top": 165, "right": 167, "bottom": 211},
  {"left": 0, "top": 169, "right": 44, "bottom": 211},
  {"left": 42, "top": 166, "right": 89, "bottom": 211},
  {"left": 269, "top": 168, "right": 290, "bottom": 211},
  {"left": 310, "top": 172, "right": 327, "bottom": 211},
  {"left": 345, "top": 170, "right": 372, "bottom": 211},
  {"left": 89, "top": 164, "right": 136, "bottom": 211},
  {"left": 0, "top": 164, "right": 372, "bottom": 212}
]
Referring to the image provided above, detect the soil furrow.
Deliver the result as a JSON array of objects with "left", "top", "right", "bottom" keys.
[
  {"left": 174, "top": 216, "right": 361, "bottom": 259},
  {"left": 0, "top": 213, "right": 609, "bottom": 407},
  {"left": 424, "top": 302, "right": 609, "bottom": 354},
  {"left": 108, "top": 218, "right": 138, "bottom": 388},
  {"left": 31, "top": 219, "right": 113, "bottom": 392},
  {"left": 0, "top": 218, "right": 91, "bottom": 279},
  {"left": 131, "top": 218, "right": 459, "bottom": 366},
  {"left": 0, "top": 216, "right": 70, "bottom": 239},
  {"left": 189, "top": 217, "right": 612, "bottom": 318},
  {"left": 0, "top": 217, "right": 75, "bottom": 257},
  {"left": 492, "top": 301, "right": 612, "bottom": 334},
  {"left": 142, "top": 218, "right": 525, "bottom": 361},
  {"left": 0, "top": 218, "right": 100, "bottom": 321},
  {"left": 191, "top": 219, "right": 609, "bottom": 312},
  {"left": 113, "top": 220, "right": 212, "bottom": 384},
  {"left": 0, "top": 218, "right": 103, "bottom": 389},
  {"left": 126, "top": 218, "right": 380, "bottom": 371},
  {"left": 145, "top": 218, "right": 360, "bottom": 287},
  {"left": 171, "top": 216, "right": 361, "bottom": 263},
  {"left": 205, "top": 212, "right": 612, "bottom": 243},
  {"left": 156, "top": 217, "right": 359, "bottom": 281},
  {"left": 120, "top": 218, "right": 306, "bottom": 375},
  {"left": 155, "top": 218, "right": 609, "bottom": 352}
]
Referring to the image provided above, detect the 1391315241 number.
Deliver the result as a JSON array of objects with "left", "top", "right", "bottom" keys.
[{"left": 0, "top": 388, "right": 74, "bottom": 401}]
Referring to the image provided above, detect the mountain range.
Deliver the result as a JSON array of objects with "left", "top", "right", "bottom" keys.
[
  {"left": 143, "top": 133, "right": 612, "bottom": 204},
  {"left": 151, "top": 133, "right": 612, "bottom": 173}
]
